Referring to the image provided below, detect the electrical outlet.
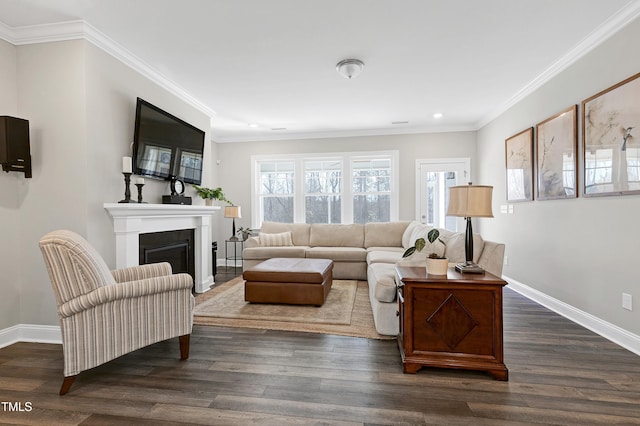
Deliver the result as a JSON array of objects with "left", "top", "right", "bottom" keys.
[{"left": 622, "top": 293, "right": 633, "bottom": 311}]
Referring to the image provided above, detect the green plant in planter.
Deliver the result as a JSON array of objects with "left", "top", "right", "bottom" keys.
[
  {"left": 192, "top": 185, "right": 233, "bottom": 205},
  {"left": 402, "top": 229, "right": 446, "bottom": 259},
  {"left": 237, "top": 227, "right": 253, "bottom": 241}
]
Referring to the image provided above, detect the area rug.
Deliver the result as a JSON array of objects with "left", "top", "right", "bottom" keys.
[
  {"left": 195, "top": 279, "right": 357, "bottom": 325},
  {"left": 194, "top": 277, "right": 393, "bottom": 340}
]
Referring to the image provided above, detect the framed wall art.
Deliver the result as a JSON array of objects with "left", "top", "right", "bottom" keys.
[
  {"left": 582, "top": 72, "right": 640, "bottom": 196},
  {"left": 505, "top": 127, "right": 534, "bottom": 202},
  {"left": 535, "top": 105, "right": 578, "bottom": 200}
]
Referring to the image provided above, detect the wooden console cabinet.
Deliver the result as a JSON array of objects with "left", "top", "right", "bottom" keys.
[{"left": 395, "top": 265, "right": 508, "bottom": 380}]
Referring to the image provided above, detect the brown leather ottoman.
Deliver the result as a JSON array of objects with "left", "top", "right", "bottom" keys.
[{"left": 243, "top": 258, "right": 334, "bottom": 306}]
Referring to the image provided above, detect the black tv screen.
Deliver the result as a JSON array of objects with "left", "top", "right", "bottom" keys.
[{"left": 132, "top": 98, "right": 205, "bottom": 185}]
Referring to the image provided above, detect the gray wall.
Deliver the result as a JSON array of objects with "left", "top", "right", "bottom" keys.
[
  {"left": 0, "top": 38, "right": 20, "bottom": 330},
  {"left": 215, "top": 131, "right": 476, "bottom": 242},
  {"left": 2, "top": 39, "right": 216, "bottom": 328},
  {"left": 477, "top": 17, "right": 640, "bottom": 335}
]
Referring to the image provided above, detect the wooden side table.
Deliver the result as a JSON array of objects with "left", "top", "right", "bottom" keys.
[{"left": 395, "top": 265, "right": 508, "bottom": 380}]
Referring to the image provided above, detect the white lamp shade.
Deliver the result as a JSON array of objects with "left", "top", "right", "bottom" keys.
[
  {"left": 447, "top": 185, "right": 493, "bottom": 218},
  {"left": 224, "top": 205, "right": 241, "bottom": 219}
]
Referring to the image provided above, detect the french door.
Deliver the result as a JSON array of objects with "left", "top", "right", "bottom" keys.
[{"left": 415, "top": 158, "right": 470, "bottom": 232}]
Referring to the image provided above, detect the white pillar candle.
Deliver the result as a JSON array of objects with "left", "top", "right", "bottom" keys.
[
  {"left": 135, "top": 177, "right": 144, "bottom": 184},
  {"left": 122, "top": 156, "right": 132, "bottom": 173}
]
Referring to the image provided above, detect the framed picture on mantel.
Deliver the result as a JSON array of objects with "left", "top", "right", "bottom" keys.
[{"left": 505, "top": 127, "right": 534, "bottom": 202}]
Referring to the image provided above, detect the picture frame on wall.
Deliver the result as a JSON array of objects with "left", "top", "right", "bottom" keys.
[
  {"left": 582, "top": 72, "right": 640, "bottom": 197},
  {"left": 505, "top": 127, "right": 534, "bottom": 202},
  {"left": 535, "top": 105, "right": 578, "bottom": 200}
]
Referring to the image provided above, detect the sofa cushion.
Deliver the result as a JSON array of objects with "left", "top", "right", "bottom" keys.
[
  {"left": 364, "top": 222, "right": 409, "bottom": 248},
  {"left": 259, "top": 231, "right": 293, "bottom": 246},
  {"left": 366, "top": 249, "right": 403, "bottom": 265},
  {"left": 368, "top": 263, "right": 397, "bottom": 303},
  {"left": 305, "top": 246, "right": 367, "bottom": 262},
  {"left": 260, "top": 222, "right": 311, "bottom": 246},
  {"left": 439, "top": 229, "right": 484, "bottom": 263},
  {"left": 309, "top": 224, "right": 364, "bottom": 247},
  {"left": 242, "top": 246, "right": 308, "bottom": 260}
]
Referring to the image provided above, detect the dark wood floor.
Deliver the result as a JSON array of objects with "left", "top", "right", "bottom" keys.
[{"left": 2, "top": 269, "right": 640, "bottom": 425}]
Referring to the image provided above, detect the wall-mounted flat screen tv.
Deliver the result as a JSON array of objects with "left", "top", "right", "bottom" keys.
[{"left": 132, "top": 98, "right": 205, "bottom": 185}]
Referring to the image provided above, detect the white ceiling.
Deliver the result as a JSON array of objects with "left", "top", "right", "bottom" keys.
[{"left": 1, "top": 0, "right": 639, "bottom": 142}]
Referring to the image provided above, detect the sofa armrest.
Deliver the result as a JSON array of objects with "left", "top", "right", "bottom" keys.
[
  {"left": 58, "top": 273, "right": 193, "bottom": 318},
  {"left": 244, "top": 236, "right": 260, "bottom": 248},
  {"left": 477, "top": 241, "right": 505, "bottom": 277},
  {"left": 111, "top": 262, "right": 173, "bottom": 283}
]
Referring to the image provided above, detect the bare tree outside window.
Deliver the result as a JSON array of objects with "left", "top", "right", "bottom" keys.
[
  {"left": 305, "top": 160, "right": 342, "bottom": 223},
  {"left": 352, "top": 159, "right": 391, "bottom": 224},
  {"left": 259, "top": 161, "right": 294, "bottom": 223},
  {"left": 253, "top": 152, "right": 397, "bottom": 225}
]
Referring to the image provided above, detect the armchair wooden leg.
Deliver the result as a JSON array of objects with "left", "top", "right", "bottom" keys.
[
  {"left": 179, "top": 334, "right": 190, "bottom": 360},
  {"left": 59, "top": 375, "right": 77, "bottom": 395}
]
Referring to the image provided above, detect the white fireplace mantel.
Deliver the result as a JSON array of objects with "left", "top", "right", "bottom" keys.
[{"left": 104, "top": 203, "right": 221, "bottom": 293}]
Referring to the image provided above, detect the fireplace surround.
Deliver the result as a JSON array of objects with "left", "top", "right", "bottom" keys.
[{"left": 104, "top": 203, "right": 220, "bottom": 293}]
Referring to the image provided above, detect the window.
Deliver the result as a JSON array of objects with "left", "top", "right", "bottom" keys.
[
  {"left": 304, "top": 159, "right": 342, "bottom": 224},
  {"left": 352, "top": 158, "right": 391, "bottom": 224},
  {"left": 252, "top": 151, "right": 398, "bottom": 226},
  {"left": 258, "top": 161, "right": 295, "bottom": 223}
]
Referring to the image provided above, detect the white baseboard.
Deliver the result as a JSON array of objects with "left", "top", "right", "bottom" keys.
[
  {"left": 505, "top": 275, "right": 640, "bottom": 356},
  {"left": 0, "top": 324, "right": 62, "bottom": 349}
]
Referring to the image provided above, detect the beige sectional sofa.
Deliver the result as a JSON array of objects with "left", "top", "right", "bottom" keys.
[{"left": 242, "top": 221, "right": 505, "bottom": 336}]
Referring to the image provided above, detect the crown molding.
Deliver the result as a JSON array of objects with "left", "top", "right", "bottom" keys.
[
  {"left": 477, "top": 0, "right": 640, "bottom": 129},
  {"left": 0, "top": 19, "right": 216, "bottom": 120}
]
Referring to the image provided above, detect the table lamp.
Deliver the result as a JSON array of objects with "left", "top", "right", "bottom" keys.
[
  {"left": 224, "top": 205, "right": 241, "bottom": 241},
  {"left": 447, "top": 183, "right": 494, "bottom": 273}
]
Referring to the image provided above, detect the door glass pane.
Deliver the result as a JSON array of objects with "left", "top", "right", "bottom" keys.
[
  {"left": 422, "top": 168, "right": 461, "bottom": 231},
  {"left": 426, "top": 172, "right": 456, "bottom": 231}
]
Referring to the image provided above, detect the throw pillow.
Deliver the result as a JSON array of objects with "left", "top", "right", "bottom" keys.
[
  {"left": 259, "top": 231, "right": 293, "bottom": 247},
  {"left": 401, "top": 221, "right": 420, "bottom": 249}
]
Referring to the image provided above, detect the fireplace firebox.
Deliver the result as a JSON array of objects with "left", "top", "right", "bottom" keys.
[{"left": 139, "top": 229, "right": 195, "bottom": 282}]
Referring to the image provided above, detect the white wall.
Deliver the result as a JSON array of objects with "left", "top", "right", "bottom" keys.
[
  {"left": 3, "top": 39, "right": 216, "bottom": 329},
  {"left": 16, "top": 40, "right": 88, "bottom": 326},
  {"left": 83, "top": 43, "right": 216, "bottom": 267},
  {"left": 477, "top": 16, "right": 640, "bottom": 336},
  {"left": 215, "top": 131, "right": 476, "bottom": 253},
  {"left": 0, "top": 38, "right": 20, "bottom": 330}
]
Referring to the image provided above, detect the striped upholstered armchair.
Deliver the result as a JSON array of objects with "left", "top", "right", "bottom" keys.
[{"left": 39, "top": 229, "right": 194, "bottom": 395}]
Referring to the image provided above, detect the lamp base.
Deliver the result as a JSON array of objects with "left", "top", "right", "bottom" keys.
[{"left": 455, "top": 262, "right": 485, "bottom": 274}]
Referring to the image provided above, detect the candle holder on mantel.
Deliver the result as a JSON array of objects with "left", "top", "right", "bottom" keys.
[
  {"left": 118, "top": 173, "right": 136, "bottom": 203},
  {"left": 135, "top": 183, "right": 147, "bottom": 203}
]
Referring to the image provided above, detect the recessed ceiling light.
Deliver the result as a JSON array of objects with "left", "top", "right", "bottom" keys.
[
  {"left": 248, "top": 123, "right": 258, "bottom": 128},
  {"left": 433, "top": 113, "right": 443, "bottom": 119},
  {"left": 391, "top": 121, "right": 409, "bottom": 125}
]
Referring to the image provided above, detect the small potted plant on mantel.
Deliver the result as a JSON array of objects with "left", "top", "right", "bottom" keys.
[
  {"left": 402, "top": 228, "right": 449, "bottom": 275},
  {"left": 192, "top": 185, "right": 232, "bottom": 206}
]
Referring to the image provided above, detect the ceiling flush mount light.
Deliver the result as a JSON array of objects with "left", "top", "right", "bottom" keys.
[
  {"left": 336, "top": 59, "right": 364, "bottom": 79},
  {"left": 433, "top": 113, "right": 443, "bottom": 119}
]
